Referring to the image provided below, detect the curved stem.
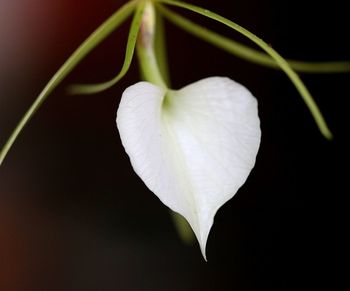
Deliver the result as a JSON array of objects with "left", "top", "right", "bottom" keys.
[
  {"left": 157, "top": 0, "right": 333, "bottom": 139},
  {"left": 157, "top": 5, "right": 350, "bottom": 74},
  {"left": 68, "top": 1, "right": 145, "bottom": 95},
  {"left": 0, "top": 0, "right": 137, "bottom": 166}
]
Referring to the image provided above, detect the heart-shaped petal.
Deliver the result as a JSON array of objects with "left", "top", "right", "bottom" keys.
[{"left": 117, "top": 77, "right": 261, "bottom": 259}]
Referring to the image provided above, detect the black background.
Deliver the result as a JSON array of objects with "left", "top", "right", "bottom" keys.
[{"left": 0, "top": 0, "right": 348, "bottom": 290}]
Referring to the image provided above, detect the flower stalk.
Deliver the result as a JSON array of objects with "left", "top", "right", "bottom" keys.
[
  {"left": 137, "top": 1, "right": 167, "bottom": 88},
  {"left": 136, "top": 0, "right": 196, "bottom": 244}
]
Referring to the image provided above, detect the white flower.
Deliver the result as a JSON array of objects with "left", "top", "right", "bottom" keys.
[{"left": 116, "top": 76, "right": 261, "bottom": 259}]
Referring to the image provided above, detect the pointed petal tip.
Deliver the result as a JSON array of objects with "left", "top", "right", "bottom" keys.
[
  {"left": 193, "top": 212, "right": 216, "bottom": 262},
  {"left": 199, "top": 241, "right": 208, "bottom": 262}
]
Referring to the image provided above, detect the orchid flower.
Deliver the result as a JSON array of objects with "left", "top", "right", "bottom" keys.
[
  {"left": 1, "top": 0, "right": 347, "bottom": 259},
  {"left": 117, "top": 77, "right": 261, "bottom": 259},
  {"left": 115, "top": 2, "right": 261, "bottom": 259}
]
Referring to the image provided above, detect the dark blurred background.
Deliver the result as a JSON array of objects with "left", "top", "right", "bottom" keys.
[{"left": 0, "top": 0, "right": 348, "bottom": 290}]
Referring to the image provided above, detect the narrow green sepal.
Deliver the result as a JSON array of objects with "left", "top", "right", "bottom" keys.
[
  {"left": 68, "top": 1, "right": 146, "bottom": 95},
  {"left": 157, "top": 0, "right": 333, "bottom": 139},
  {"left": 0, "top": 0, "right": 137, "bottom": 166},
  {"left": 157, "top": 5, "right": 350, "bottom": 74}
]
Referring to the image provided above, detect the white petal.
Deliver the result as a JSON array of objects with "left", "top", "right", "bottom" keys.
[{"left": 117, "top": 77, "right": 261, "bottom": 259}]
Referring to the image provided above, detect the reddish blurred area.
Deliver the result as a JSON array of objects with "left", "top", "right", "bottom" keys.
[
  {"left": 0, "top": 198, "right": 66, "bottom": 290},
  {"left": 0, "top": 0, "right": 349, "bottom": 290}
]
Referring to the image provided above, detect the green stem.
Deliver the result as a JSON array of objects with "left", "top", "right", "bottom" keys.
[
  {"left": 68, "top": 1, "right": 145, "bottom": 95},
  {"left": 156, "top": 11, "right": 195, "bottom": 240},
  {"left": 157, "top": 0, "right": 333, "bottom": 140},
  {"left": 138, "top": 1, "right": 195, "bottom": 244},
  {"left": 157, "top": 5, "right": 350, "bottom": 74},
  {"left": 137, "top": 1, "right": 167, "bottom": 88},
  {"left": 154, "top": 13, "right": 171, "bottom": 85},
  {"left": 0, "top": 0, "right": 137, "bottom": 166},
  {"left": 137, "top": 44, "right": 167, "bottom": 87}
]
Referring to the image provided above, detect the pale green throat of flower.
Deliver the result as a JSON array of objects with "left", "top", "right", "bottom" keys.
[{"left": 1, "top": 0, "right": 349, "bottom": 260}]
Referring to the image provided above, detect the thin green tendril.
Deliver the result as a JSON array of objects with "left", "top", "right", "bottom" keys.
[
  {"left": 68, "top": 1, "right": 145, "bottom": 95},
  {"left": 157, "top": 5, "right": 350, "bottom": 74},
  {"left": 0, "top": 0, "right": 137, "bottom": 166},
  {"left": 157, "top": 0, "right": 333, "bottom": 139}
]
